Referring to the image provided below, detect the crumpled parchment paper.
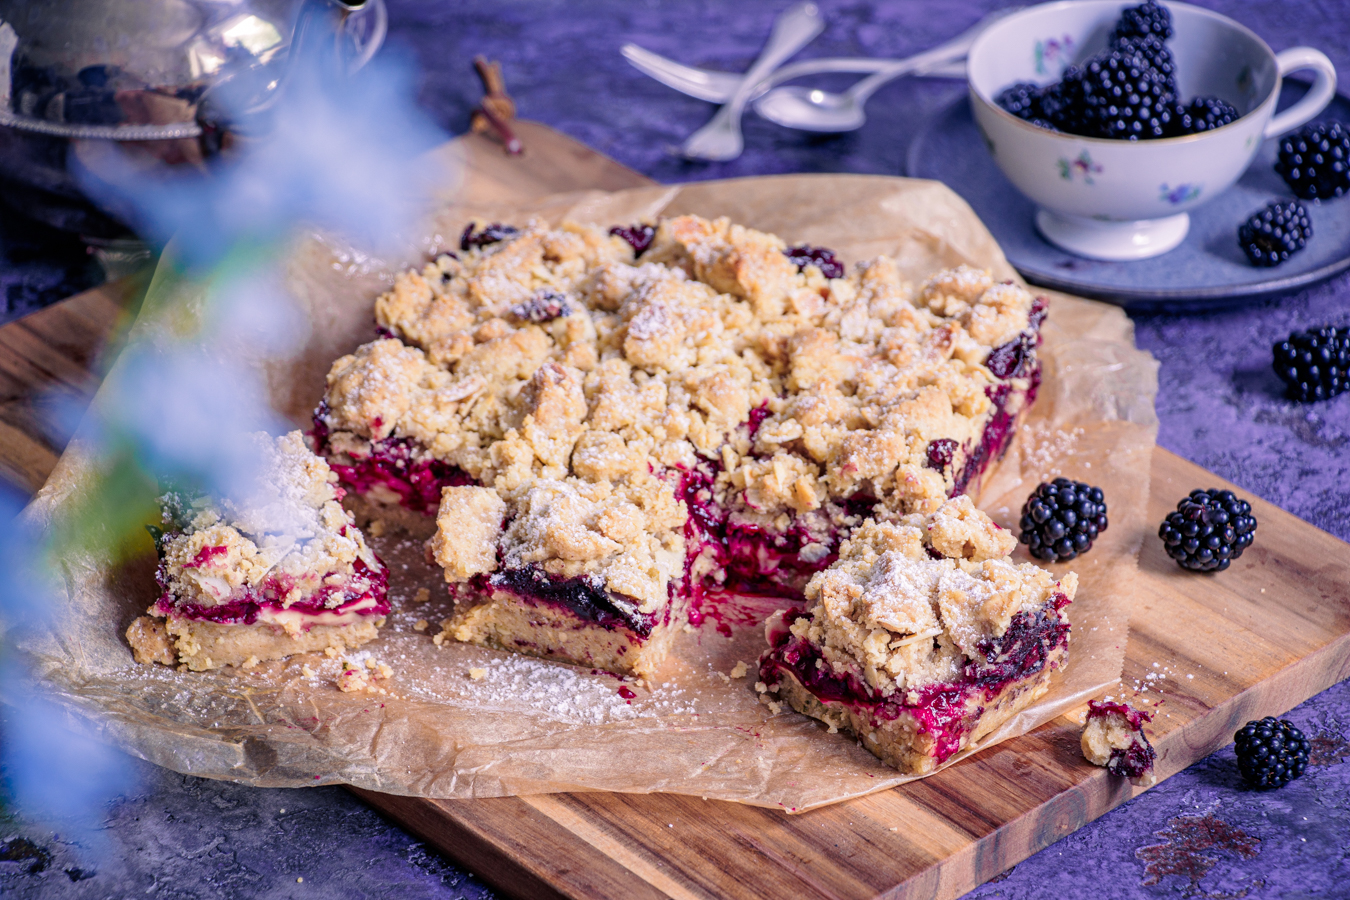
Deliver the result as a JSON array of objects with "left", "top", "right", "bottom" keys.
[{"left": 18, "top": 173, "right": 1158, "bottom": 812}]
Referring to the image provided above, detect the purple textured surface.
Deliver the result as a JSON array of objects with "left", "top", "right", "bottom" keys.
[{"left": 2, "top": 2, "right": 1349, "bottom": 898}]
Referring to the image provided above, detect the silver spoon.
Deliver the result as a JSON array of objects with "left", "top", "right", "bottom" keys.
[
  {"left": 622, "top": 43, "right": 967, "bottom": 105},
  {"left": 680, "top": 1, "right": 824, "bottom": 161},
  {"left": 753, "top": 9, "right": 1018, "bottom": 132}
]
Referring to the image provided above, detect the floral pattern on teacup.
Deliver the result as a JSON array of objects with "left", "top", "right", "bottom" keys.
[
  {"left": 1035, "top": 35, "right": 1075, "bottom": 76},
  {"left": 1058, "top": 150, "right": 1102, "bottom": 185},
  {"left": 1160, "top": 183, "right": 1201, "bottom": 204}
]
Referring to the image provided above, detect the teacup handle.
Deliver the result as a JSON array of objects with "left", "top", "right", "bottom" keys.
[{"left": 1264, "top": 47, "right": 1338, "bottom": 139}]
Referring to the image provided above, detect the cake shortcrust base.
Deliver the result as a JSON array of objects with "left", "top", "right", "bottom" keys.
[
  {"left": 442, "top": 598, "right": 682, "bottom": 682},
  {"left": 768, "top": 650, "right": 1062, "bottom": 775},
  {"left": 127, "top": 615, "right": 382, "bottom": 672},
  {"left": 341, "top": 491, "right": 437, "bottom": 540}
]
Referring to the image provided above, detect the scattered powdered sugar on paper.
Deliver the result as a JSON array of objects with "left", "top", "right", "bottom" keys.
[
  {"left": 395, "top": 653, "right": 700, "bottom": 725},
  {"left": 1019, "top": 422, "right": 1085, "bottom": 480},
  {"left": 311, "top": 231, "right": 397, "bottom": 282}
]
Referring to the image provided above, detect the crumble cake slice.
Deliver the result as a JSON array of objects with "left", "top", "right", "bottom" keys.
[
  {"left": 430, "top": 474, "right": 688, "bottom": 680},
  {"left": 312, "top": 215, "right": 1046, "bottom": 676},
  {"left": 1082, "top": 699, "right": 1157, "bottom": 786},
  {"left": 758, "top": 496, "right": 1076, "bottom": 774},
  {"left": 126, "top": 431, "right": 388, "bottom": 671}
]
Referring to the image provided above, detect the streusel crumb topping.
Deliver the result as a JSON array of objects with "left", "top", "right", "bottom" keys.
[
  {"left": 321, "top": 215, "right": 1041, "bottom": 603},
  {"left": 794, "top": 496, "right": 1076, "bottom": 697},
  {"left": 159, "top": 431, "right": 381, "bottom": 609}
]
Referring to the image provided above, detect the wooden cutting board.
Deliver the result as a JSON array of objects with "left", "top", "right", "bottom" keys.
[{"left": 5, "top": 121, "right": 1349, "bottom": 900}]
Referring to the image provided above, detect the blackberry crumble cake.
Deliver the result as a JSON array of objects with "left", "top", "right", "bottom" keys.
[
  {"left": 312, "top": 215, "right": 1047, "bottom": 677},
  {"left": 1082, "top": 699, "right": 1157, "bottom": 785},
  {"left": 758, "top": 497, "right": 1076, "bottom": 774},
  {"left": 126, "top": 431, "right": 388, "bottom": 671}
]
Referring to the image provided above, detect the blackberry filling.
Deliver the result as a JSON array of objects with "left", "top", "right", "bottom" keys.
[
  {"left": 477, "top": 565, "right": 661, "bottom": 638},
  {"left": 679, "top": 467, "right": 871, "bottom": 597},
  {"left": 311, "top": 404, "right": 472, "bottom": 516},
  {"left": 510, "top": 289, "right": 572, "bottom": 323},
  {"left": 155, "top": 553, "right": 389, "bottom": 626},
  {"left": 1084, "top": 699, "right": 1157, "bottom": 780},
  {"left": 926, "top": 438, "right": 958, "bottom": 471},
  {"left": 784, "top": 245, "right": 844, "bottom": 279},
  {"left": 610, "top": 223, "right": 656, "bottom": 256},
  {"left": 460, "top": 222, "right": 520, "bottom": 250}
]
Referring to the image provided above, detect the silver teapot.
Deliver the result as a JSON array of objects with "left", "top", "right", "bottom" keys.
[{"left": 0, "top": 0, "right": 385, "bottom": 239}]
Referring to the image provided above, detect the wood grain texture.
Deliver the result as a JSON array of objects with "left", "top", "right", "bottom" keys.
[
  {"left": 354, "top": 449, "right": 1350, "bottom": 900},
  {"left": 4, "top": 122, "right": 1348, "bottom": 900},
  {"left": 0, "top": 272, "right": 147, "bottom": 494}
]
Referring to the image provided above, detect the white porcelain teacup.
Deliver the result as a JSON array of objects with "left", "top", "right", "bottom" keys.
[{"left": 966, "top": 0, "right": 1337, "bottom": 261}]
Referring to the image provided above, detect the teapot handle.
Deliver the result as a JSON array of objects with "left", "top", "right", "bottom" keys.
[{"left": 1264, "top": 47, "right": 1338, "bottom": 139}]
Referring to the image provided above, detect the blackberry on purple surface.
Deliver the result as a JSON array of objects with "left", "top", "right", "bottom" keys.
[
  {"left": 1234, "top": 717, "right": 1310, "bottom": 789},
  {"left": 1238, "top": 201, "right": 1311, "bottom": 267},
  {"left": 1173, "top": 95, "right": 1240, "bottom": 134},
  {"left": 460, "top": 222, "right": 520, "bottom": 251},
  {"left": 1158, "top": 489, "right": 1256, "bottom": 572},
  {"left": 609, "top": 223, "right": 656, "bottom": 256},
  {"left": 1275, "top": 121, "right": 1350, "bottom": 199},
  {"left": 1273, "top": 325, "right": 1350, "bottom": 402},
  {"left": 1109, "top": 0, "right": 1173, "bottom": 43},
  {"left": 784, "top": 245, "right": 844, "bottom": 279},
  {"left": 1019, "top": 478, "right": 1108, "bottom": 562}
]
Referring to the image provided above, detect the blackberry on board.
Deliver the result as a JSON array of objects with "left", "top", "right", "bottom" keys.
[
  {"left": 1275, "top": 121, "right": 1350, "bottom": 199},
  {"left": 1273, "top": 325, "right": 1350, "bottom": 402},
  {"left": 1173, "top": 96, "right": 1240, "bottom": 134},
  {"left": 1234, "top": 717, "right": 1310, "bottom": 789},
  {"left": 1158, "top": 489, "right": 1257, "bottom": 572},
  {"left": 1110, "top": 0, "right": 1174, "bottom": 43},
  {"left": 1238, "top": 201, "right": 1311, "bottom": 267},
  {"left": 1018, "top": 478, "right": 1108, "bottom": 562}
]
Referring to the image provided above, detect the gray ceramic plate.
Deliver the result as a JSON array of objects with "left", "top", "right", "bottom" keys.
[{"left": 905, "top": 83, "right": 1350, "bottom": 311}]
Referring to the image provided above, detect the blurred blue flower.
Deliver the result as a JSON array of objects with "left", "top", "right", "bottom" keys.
[{"left": 78, "top": 42, "right": 447, "bottom": 269}]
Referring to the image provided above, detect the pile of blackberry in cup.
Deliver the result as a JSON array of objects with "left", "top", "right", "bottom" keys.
[{"left": 995, "top": 0, "right": 1239, "bottom": 139}]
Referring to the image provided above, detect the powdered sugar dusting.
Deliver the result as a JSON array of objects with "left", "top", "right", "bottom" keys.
[{"left": 1019, "top": 422, "right": 1085, "bottom": 479}]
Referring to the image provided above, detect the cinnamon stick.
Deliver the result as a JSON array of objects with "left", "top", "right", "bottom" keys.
[{"left": 470, "top": 56, "right": 522, "bottom": 155}]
